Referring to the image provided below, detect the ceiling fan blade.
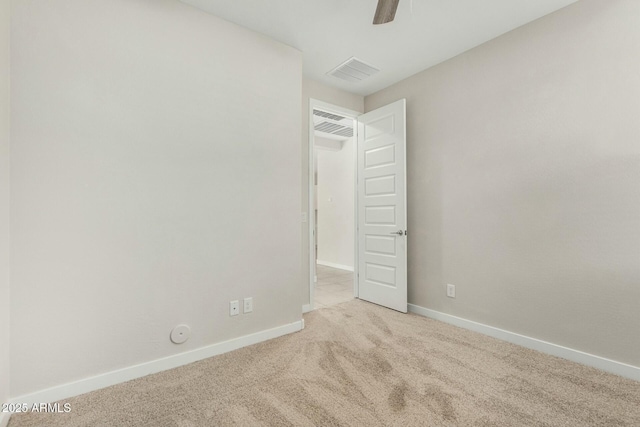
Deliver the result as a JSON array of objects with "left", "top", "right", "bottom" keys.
[{"left": 373, "top": 0, "right": 400, "bottom": 25}]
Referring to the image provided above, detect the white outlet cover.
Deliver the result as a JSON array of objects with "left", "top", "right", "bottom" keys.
[
  {"left": 447, "top": 284, "right": 456, "bottom": 298},
  {"left": 230, "top": 300, "right": 240, "bottom": 316},
  {"left": 170, "top": 324, "right": 191, "bottom": 344}
]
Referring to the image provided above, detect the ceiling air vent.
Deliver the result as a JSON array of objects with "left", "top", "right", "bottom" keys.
[
  {"left": 328, "top": 57, "right": 380, "bottom": 83},
  {"left": 314, "top": 110, "right": 346, "bottom": 122},
  {"left": 313, "top": 109, "right": 354, "bottom": 139},
  {"left": 315, "top": 121, "right": 352, "bottom": 137}
]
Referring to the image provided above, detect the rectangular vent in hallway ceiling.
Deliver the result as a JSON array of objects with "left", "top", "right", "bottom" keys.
[
  {"left": 314, "top": 110, "right": 346, "bottom": 122},
  {"left": 313, "top": 110, "right": 353, "bottom": 139},
  {"left": 315, "top": 122, "right": 353, "bottom": 138},
  {"left": 328, "top": 57, "right": 380, "bottom": 83}
]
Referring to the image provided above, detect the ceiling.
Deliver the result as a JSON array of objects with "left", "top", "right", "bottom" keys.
[{"left": 179, "top": 0, "right": 578, "bottom": 96}]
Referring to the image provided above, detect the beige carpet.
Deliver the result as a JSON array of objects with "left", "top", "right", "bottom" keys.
[{"left": 9, "top": 300, "right": 640, "bottom": 426}]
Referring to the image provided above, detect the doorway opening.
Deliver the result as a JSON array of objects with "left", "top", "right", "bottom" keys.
[
  {"left": 306, "top": 98, "right": 408, "bottom": 314},
  {"left": 307, "top": 100, "right": 360, "bottom": 312}
]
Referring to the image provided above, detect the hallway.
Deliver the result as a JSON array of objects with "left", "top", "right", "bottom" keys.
[{"left": 314, "top": 265, "right": 354, "bottom": 309}]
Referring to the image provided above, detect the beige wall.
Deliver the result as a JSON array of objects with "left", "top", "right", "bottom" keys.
[
  {"left": 317, "top": 138, "right": 355, "bottom": 270},
  {"left": 301, "top": 78, "right": 363, "bottom": 306},
  {"left": 0, "top": 0, "right": 10, "bottom": 411},
  {"left": 365, "top": 0, "right": 640, "bottom": 366},
  {"left": 11, "top": 0, "right": 301, "bottom": 396}
]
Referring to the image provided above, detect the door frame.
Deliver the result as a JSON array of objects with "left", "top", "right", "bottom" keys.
[{"left": 305, "top": 99, "right": 361, "bottom": 313}]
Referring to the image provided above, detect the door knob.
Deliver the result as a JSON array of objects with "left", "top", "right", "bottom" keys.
[{"left": 389, "top": 230, "right": 404, "bottom": 235}]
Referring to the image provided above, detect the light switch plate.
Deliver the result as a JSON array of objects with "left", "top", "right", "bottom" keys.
[{"left": 243, "top": 297, "right": 253, "bottom": 313}]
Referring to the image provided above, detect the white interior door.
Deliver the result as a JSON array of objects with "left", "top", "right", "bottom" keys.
[{"left": 357, "top": 99, "right": 407, "bottom": 313}]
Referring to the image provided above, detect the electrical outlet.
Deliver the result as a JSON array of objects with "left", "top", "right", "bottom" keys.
[
  {"left": 446, "top": 284, "right": 456, "bottom": 298},
  {"left": 243, "top": 297, "right": 253, "bottom": 314},
  {"left": 230, "top": 300, "right": 240, "bottom": 316}
]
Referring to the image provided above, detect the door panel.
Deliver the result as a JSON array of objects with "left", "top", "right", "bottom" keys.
[{"left": 357, "top": 99, "right": 407, "bottom": 313}]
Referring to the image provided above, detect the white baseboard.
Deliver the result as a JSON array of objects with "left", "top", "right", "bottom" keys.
[
  {"left": 408, "top": 304, "right": 640, "bottom": 382},
  {"left": 302, "top": 303, "right": 313, "bottom": 313},
  {"left": 316, "top": 260, "right": 354, "bottom": 272},
  {"left": 8, "top": 320, "right": 303, "bottom": 408},
  {"left": 0, "top": 412, "right": 10, "bottom": 427}
]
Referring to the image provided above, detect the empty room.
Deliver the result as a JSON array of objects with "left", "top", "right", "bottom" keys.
[{"left": 1, "top": 0, "right": 639, "bottom": 426}]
